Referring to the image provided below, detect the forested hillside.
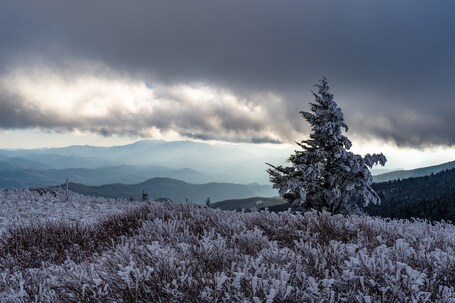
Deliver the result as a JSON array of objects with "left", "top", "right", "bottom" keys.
[
  {"left": 373, "top": 161, "right": 455, "bottom": 183},
  {"left": 264, "top": 169, "right": 455, "bottom": 222},
  {"left": 367, "top": 168, "right": 455, "bottom": 221}
]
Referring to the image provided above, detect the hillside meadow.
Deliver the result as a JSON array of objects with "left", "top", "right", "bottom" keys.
[{"left": 0, "top": 189, "right": 454, "bottom": 302}]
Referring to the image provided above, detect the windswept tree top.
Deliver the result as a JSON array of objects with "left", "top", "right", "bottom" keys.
[{"left": 268, "top": 78, "right": 386, "bottom": 214}]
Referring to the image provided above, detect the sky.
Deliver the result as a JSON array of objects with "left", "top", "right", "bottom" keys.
[{"left": 0, "top": 0, "right": 454, "bottom": 169}]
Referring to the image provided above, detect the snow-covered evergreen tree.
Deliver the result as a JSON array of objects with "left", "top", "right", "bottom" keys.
[{"left": 267, "top": 77, "right": 386, "bottom": 214}]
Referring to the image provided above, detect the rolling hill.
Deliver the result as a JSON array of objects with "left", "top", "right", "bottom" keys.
[
  {"left": 373, "top": 160, "right": 455, "bottom": 182},
  {"left": 0, "top": 164, "right": 208, "bottom": 188},
  {"left": 0, "top": 157, "right": 52, "bottom": 171},
  {"left": 367, "top": 168, "right": 455, "bottom": 221},
  {"left": 0, "top": 139, "right": 290, "bottom": 184},
  {"left": 67, "top": 177, "right": 277, "bottom": 203}
]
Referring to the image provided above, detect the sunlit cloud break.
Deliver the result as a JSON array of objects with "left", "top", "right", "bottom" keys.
[{"left": 0, "top": 62, "right": 301, "bottom": 143}]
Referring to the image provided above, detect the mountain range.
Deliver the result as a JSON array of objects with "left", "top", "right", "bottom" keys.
[
  {"left": 0, "top": 164, "right": 208, "bottom": 188},
  {"left": 65, "top": 178, "right": 277, "bottom": 203},
  {"left": 1, "top": 140, "right": 455, "bottom": 213},
  {"left": 2, "top": 140, "right": 454, "bottom": 187},
  {"left": 0, "top": 140, "right": 290, "bottom": 186}
]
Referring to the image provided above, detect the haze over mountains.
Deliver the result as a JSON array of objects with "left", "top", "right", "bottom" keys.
[
  {"left": 0, "top": 164, "right": 207, "bottom": 188},
  {"left": 67, "top": 178, "right": 276, "bottom": 203},
  {"left": 1, "top": 139, "right": 455, "bottom": 207},
  {"left": 0, "top": 140, "right": 290, "bottom": 187}
]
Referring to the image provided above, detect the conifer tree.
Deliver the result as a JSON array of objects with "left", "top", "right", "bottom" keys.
[
  {"left": 141, "top": 190, "right": 149, "bottom": 202},
  {"left": 267, "top": 77, "right": 386, "bottom": 214}
]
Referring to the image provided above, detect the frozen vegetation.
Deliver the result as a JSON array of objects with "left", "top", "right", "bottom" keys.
[
  {"left": 1, "top": 190, "right": 455, "bottom": 302},
  {"left": 0, "top": 189, "right": 137, "bottom": 235}
]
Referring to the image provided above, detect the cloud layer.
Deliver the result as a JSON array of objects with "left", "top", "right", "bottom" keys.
[
  {"left": 1, "top": 0, "right": 455, "bottom": 146},
  {"left": 0, "top": 63, "right": 300, "bottom": 143}
]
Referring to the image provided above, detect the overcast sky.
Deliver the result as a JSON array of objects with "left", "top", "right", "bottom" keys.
[{"left": 0, "top": 1, "right": 454, "bottom": 167}]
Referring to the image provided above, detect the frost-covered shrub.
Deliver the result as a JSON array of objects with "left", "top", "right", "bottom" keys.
[
  {"left": 0, "top": 188, "right": 138, "bottom": 235},
  {"left": 0, "top": 205, "right": 151, "bottom": 269},
  {"left": 0, "top": 190, "right": 454, "bottom": 302}
]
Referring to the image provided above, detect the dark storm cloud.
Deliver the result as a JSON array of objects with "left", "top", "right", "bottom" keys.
[
  {"left": 0, "top": 0, "right": 455, "bottom": 146},
  {"left": 0, "top": 70, "right": 292, "bottom": 142}
]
